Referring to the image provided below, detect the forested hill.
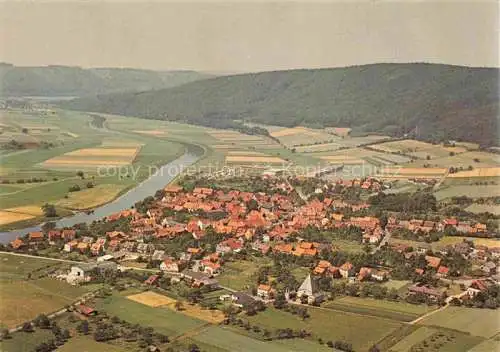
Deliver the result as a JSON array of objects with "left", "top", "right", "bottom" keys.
[
  {"left": 62, "top": 63, "right": 499, "bottom": 146},
  {"left": 0, "top": 63, "right": 212, "bottom": 97}
]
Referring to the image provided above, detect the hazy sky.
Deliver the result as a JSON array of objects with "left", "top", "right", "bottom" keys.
[{"left": 1, "top": 1, "right": 498, "bottom": 72}]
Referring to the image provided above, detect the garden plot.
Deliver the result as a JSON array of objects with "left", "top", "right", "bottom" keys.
[{"left": 325, "top": 127, "right": 352, "bottom": 137}]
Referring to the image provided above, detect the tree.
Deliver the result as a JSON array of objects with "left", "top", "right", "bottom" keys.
[
  {"left": 22, "top": 322, "right": 34, "bottom": 332},
  {"left": 76, "top": 171, "right": 84, "bottom": 179},
  {"left": 0, "top": 328, "right": 10, "bottom": 339},
  {"left": 22, "top": 128, "right": 28, "bottom": 134},
  {"left": 41, "top": 203, "right": 57, "bottom": 217},
  {"left": 174, "top": 301, "right": 184, "bottom": 311},
  {"left": 86, "top": 182, "right": 94, "bottom": 189},
  {"left": 69, "top": 184, "right": 81, "bottom": 192},
  {"left": 33, "top": 314, "right": 51, "bottom": 329},
  {"left": 76, "top": 320, "right": 90, "bottom": 335},
  {"left": 189, "top": 344, "right": 200, "bottom": 352}
]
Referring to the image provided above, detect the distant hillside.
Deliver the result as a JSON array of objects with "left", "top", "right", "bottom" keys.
[
  {"left": 62, "top": 63, "right": 499, "bottom": 146},
  {"left": 0, "top": 63, "right": 212, "bottom": 97}
]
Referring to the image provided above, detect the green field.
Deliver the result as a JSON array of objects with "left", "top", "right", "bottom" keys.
[
  {"left": 434, "top": 184, "right": 500, "bottom": 200},
  {"left": 0, "top": 277, "right": 90, "bottom": 328},
  {"left": 0, "top": 253, "right": 59, "bottom": 281},
  {"left": 216, "top": 258, "right": 271, "bottom": 291},
  {"left": 417, "top": 307, "right": 499, "bottom": 338},
  {"left": 56, "top": 336, "right": 128, "bottom": 352},
  {"left": 95, "top": 293, "right": 206, "bottom": 337},
  {"left": 466, "top": 203, "right": 500, "bottom": 215},
  {"left": 246, "top": 306, "right": 402, "bottom": 351},
  {"left": 324, "top": 296, "right": 433, "bottom": 322},
  {"left": 0, "top": 328, "right": 55, "bottom": 352},
  {"left": 189, "top": 325, "right": 332, "bottom": 352},
  {"left": 388, "top": 326, "right": 484, "bottom": 352},
  {"left": 0, "top": 253, "right": 92, "bottom": 328}
]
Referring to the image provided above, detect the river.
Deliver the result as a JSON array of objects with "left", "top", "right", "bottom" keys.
[{"left": 0, "top": 144, "right": 204, "bottom": 243}]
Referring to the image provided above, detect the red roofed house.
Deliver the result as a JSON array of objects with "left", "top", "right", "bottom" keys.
[
  {"left": 28, "top": 231, "right": 44, "bottom": 242},
  {"left": 436, "top": 266, "right": 449, "bottom": 278},
  {"left": 425, "top": 255, "right": 442, "bottom": 269},
  {"left": 339, "top": 262, "right": 355, "bottom": 278},
  {"left": 144, "top": 275, "right": 160, "bottom": 286},
  {"left": 76, "top": 304, "right": 96, "bottom": 316},
  {"left": 216, "top": 238, "right": 243, "bottom": 254},
  {"left": 10, "top": 238, "right": 25, "bottom": 250},
  {"left": 257, "top": 284, "right": 275, "bottom": 299}
]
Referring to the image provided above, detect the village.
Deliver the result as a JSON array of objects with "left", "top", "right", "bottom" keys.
[{"left": 5, "top": 174, "right": 499, "bottom": 312}]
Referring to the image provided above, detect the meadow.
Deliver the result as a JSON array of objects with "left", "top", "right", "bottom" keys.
[
  {"left": 95, "top": 293, "right": 206, "bottom": 337},
  {"left": 388, "top": 326, "right": 484, "bottom": 352},
  {"left": 0, "top": 253, "right": 91, "bottom": 328},
  {"left": 246, "top": 306, "right": 403, "bottom": 351},
  {"left": 417, "top": 307, "right": 499, "bottom": 338},
  {"left": 324, "top": 296, "right": 433, "bottom": 322}
]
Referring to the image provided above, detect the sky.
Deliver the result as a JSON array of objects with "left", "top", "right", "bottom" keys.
[{"left": 0, "top": 1, "right": 498, "bottom": 72}]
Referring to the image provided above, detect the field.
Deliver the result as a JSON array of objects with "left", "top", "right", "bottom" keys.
[
  {"left": 126, "top": 290, "right": 225, "bottom": 323},
  {"left": 0, "top": 253, "right": 58, "bottom": 281},
  {"left": 466, "top": 204, "right": 500, "bottom": 215},
  {"left": 56, "top": 336, "right": 127, "bottom": 352},
  {"left": 447, "top": 167, "right": 500, "bottom": 178},
  {"left": 370, "top": 140, "right": 464, "bottom": 160},
  {"left": 216, "top": 258, "right": 271, "bottom": 291},
  {"left": 0, "top": 277, "right": 90, "bottom": 328},
  {"left": 55, "top": 184, "right": 126, "bottom": 210},
  {"left": 377, "top": 167, "right": 447, "bottom": 179},
  {"left": 225, "top": 155, "right": 286, "bottom": 164},
  {"left": 0, "top": 328, "right": 55, "bottom": 352},
  {"left": 189, "top": 325, "right": 332, "bottom": 352},
  {"left": 324, "top": 296, "right": 433, "bottom": 322},
  {"left": 41, "top": 144, "right": 141, "bottom": 169},
  {"left": 0, "top": 210, "right": 36, "bottom": 225},
  {"left": 0, "top": 109, "right": 187, "bottom": 227},
  {"left": 433, "top": 236, "right": 500, "bottom": 250},
  {"left": 417, "top": 307, "right": 499, "bottom": 338},
  {"left": 388, "top": 326, "right": 484, "bottom": 352},
  {"left": 434, "top": 184, "right": 500, "bottom": 200},
  {"left": 246, "top": 306, "right": 403, "bottom": 351},
  {"left": 96, "top": 293, "right": 206, "bottom": 337}
]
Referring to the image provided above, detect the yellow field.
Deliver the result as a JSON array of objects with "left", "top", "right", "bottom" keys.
[
  {"left": 319, "top": 155, "right": 364, "bottom": 164},
  {"left": 55, "top": 184, "right": 125, "bottom": 210},
  {"left": 4, "top": 205, "right": 44, "bottom": 216},
  {"left": 270, "top": 126, "right": 318, "bottom": 137},
  {"left": 447, "top": 167, "right": 500, "bottom": 178},
  {"left": 225, "top": 155, "right": 286, "bottom": 164},
  {"left": 43, "top": 158, "right": 131, "bottom": 166},
  {"left": 227, "top": 151, "right": 266, "bottom": 156},
  {"left": 171, "top": 302, "right": 225, "bottom": 324},
  {"left": 66, "top": 148, "right": 139, "bottom": 157},
  {"left": 133, "top": 130, "right": 166, "bottom": 136},
  {"left": 381, "top": 167, "right": 447, "bottom": 175},
  {"left": 127, "top": 291, "right": 176, "bottom": 307},
  {"left": 0, "top": 211, "right": 34, "bottom": 225}
]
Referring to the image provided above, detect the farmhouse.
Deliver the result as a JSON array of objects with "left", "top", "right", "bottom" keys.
[{"left": 181, "top": 269, "right": 219, "bottom": 288}]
